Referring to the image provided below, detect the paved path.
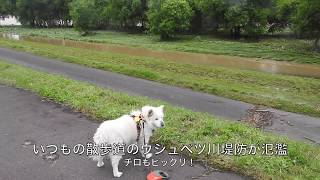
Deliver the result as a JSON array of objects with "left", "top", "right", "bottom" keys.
[
  {"left": 0, "top": 47, "right": 320, "bottom": 144},
  {"left": 0, "top": 85, "right": 246, "bottom": 180}
]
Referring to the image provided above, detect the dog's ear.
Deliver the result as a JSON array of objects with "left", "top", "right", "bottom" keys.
[
  {"left": 159, "top": 105, "right": 164, "bottom": 112},
  {"left": 148, "top": 109, "right": 153, "bottom": 117}
]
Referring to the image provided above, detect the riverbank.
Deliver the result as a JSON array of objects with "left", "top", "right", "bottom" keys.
[
  {"left": 1, "top": 60, "right": 320, "bottom": 179},
  {"left": 0, "top": 38, "right": 319, "bottom": 117},
  {"left": 0, "top": 27, "right": 319, "bottom": 64},
  {"left": 2, "top": 33, "right": 320, "bottom": 78}
]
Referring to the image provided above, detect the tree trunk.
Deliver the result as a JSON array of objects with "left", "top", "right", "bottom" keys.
[
  {"left": 234, "top": 26, "right": 241, "bottom": 39},
  {"left": 230, "top": 28, "right": 234, "bottom": 38},
  {"left": 231, "top": 26, "right": 241, "bottom": 39}
]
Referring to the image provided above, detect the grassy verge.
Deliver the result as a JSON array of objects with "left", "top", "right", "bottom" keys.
[
  {"left": 0, "top": 27, "right": 319, "bottom": 64},
  {"left": 0, "top": 38, "right": 319, "bottom": 117},
  {"left": 0, "top": 60, "right": 320, "bottom": 179}
]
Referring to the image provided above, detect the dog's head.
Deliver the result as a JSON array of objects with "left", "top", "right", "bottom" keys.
[{"left": 142, "top": 105, "right": 165, "bottom": 129}]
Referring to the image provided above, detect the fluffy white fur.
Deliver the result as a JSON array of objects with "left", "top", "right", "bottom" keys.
[{"left": 91, "top": 105, "right": 165, "bottom": 178}]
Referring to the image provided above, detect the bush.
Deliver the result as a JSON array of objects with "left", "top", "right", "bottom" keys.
[
  {"left": 102, "top": 0, "right": 145, "bottom": 30},
  {"left": 224, "top": 0, "right": 270, "bottom": 38},
  {"left": 147, "top": 0, "right": 193, "bottom": 40},
  {"left": 69, "top": 0, "right": 99, "bottom": 35},
  {"left": 292, "top": 0, "right": 320, "bottom": 50},
  {"left": 225, "top": 5, "right": 249, "bottom": 39},
  {"left": 196, "top": 0, "right": 228, "bottom": 32}
]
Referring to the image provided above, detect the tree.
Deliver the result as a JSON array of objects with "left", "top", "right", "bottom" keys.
[
  {"left": 13, "top": 0, "right": 71, "bottom": 27},
  {"left": 225, "top": 5, "right": 249, "bottom": 39},
  {"left": 101, "top": 0, "right": 145, "bottom": 30},
  {"left": 54, "top": 0, "right": 72, "bottom": 26},
  {"left": 243, "top": 0, "right": 269, "bottom": 38},
  {"left": 292, "top": 0, "right": 320, "bottom": 50},
  {"left": 147, "top": 0, "right": 193, "bottom": 40},
  {"left": 0, "top": 0, "right": 16, "bottom": 18},
  {"left": 185, "top": 0, "right": 202, "bottom": 33},
  {"left": 224, "top": 0, "right": 270, "bottom": 38},
  {"left": 197, "top": 0, "right": 228, "bottom": 32},
  {"left": 266, "top": 0, "right": 297, "bottom": 33},
  {"left": 16, "top": 0, "right": 46, "bottom": 26},
  {"left": 69, "top": 0, "right": 99, "bottom": 35}
]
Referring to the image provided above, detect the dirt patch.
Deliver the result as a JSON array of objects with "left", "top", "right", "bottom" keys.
[{"left": 241, "top": 106, "right": 273, "bottom": 128}]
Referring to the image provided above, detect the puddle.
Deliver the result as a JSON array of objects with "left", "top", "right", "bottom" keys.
[
  {"left": 1, "top": 33, "right": 320, "bottom": 78},
  {"left": 241, "top": 106, "right": 273, "bottom": 128}
]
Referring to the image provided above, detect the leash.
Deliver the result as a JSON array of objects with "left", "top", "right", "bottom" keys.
[
  {"left": 132, "top": 114, "right": 170, "bottom": 180},
  {"left": 131, "top": 114, "right": 146, "bottom": 145}
]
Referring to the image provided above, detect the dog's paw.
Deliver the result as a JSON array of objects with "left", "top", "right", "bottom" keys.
[
  {"left": 97, "top": 161, "right": 104, "bottom": 167},
  {"left": 146, "top": 153, "right": 153, "bottom": 159},
  {"left": 113, "top": 172, "right": 123, "bottom": 178}
]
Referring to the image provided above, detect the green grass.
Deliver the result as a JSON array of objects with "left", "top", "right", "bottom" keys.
[
  {"left": 0, "top": 60, "right": 320, "bottom": 179},
  {"left": 0, "top": 27, "right": 320, "bottom": 64},
  {"left": 0, "top": 38, "right": 319, "bottom": 117}
]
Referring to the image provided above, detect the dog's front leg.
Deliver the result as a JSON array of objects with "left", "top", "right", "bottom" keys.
[
  {"left": 110, "top": 155, "right": 123, "bottom": 177},
  {"left": 138, "top": 136, "right": 153, "bottom": 159}
]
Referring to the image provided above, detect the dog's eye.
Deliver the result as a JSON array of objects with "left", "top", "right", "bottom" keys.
[{"left": 155, "top": 118, "right": 158, "bottom": 120}]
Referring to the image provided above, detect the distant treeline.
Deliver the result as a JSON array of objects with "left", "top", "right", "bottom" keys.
[{"left": 0, "top": 0, "right": 319, "bottom": 44}]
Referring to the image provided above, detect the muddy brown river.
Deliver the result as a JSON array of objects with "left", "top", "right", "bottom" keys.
[{"left": 2, "top": 33, "right": 320, "bottom": 78}]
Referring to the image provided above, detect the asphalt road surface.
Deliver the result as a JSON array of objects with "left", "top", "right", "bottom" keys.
[
  {"left": 0, "top": 47, "right": 320, "bottom": 144},
  {"left": 0, "top": 85, "right": 247, "bottom": 180}
]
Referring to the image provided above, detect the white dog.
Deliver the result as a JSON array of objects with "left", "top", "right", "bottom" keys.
[{"left": 91, "top": 105, "right": 165, "bottom": 177}]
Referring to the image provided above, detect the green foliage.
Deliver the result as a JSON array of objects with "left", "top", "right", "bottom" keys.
[
  {"left": 267, "top": 0, "right": 297, "bottom": 33},
  {"left": 292, "top": 0, "right": 320, "bottom": 49},
  {"left": 69, "top": 0, "right": 99, "bottom": 34},
  {"left": 16, "top": 0, "right": 47, "bottom": 25},
  {"left": 101, "top": 0, "right": 145, "bottom": 30},
  {"left": 147, "top": 0, "right": 193, "bottom": 40},
  {"left": 184, "top": 0, "right": 202, "bottom": 33},
  {"left": 224, "top": 0, "right": 270, "bottom": 38},
  {"left": 225, "top": 5, "right": 249, "bottom": 38},
  {"left": 15, "top": 0, "right": 71, "bottom": 26},
  {"left": 197, "top": 0, "right": 228, "bottom": 31},
  {"left": 0, "top": 0, "right": 16, "bottom": 17},
  {"left": 2, "top": 0, "right": 320, "bottom": 41}
]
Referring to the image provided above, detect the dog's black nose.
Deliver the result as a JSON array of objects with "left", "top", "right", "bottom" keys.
[{"left": 161, "top": 122, "right": 164, "bottom": 127}]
